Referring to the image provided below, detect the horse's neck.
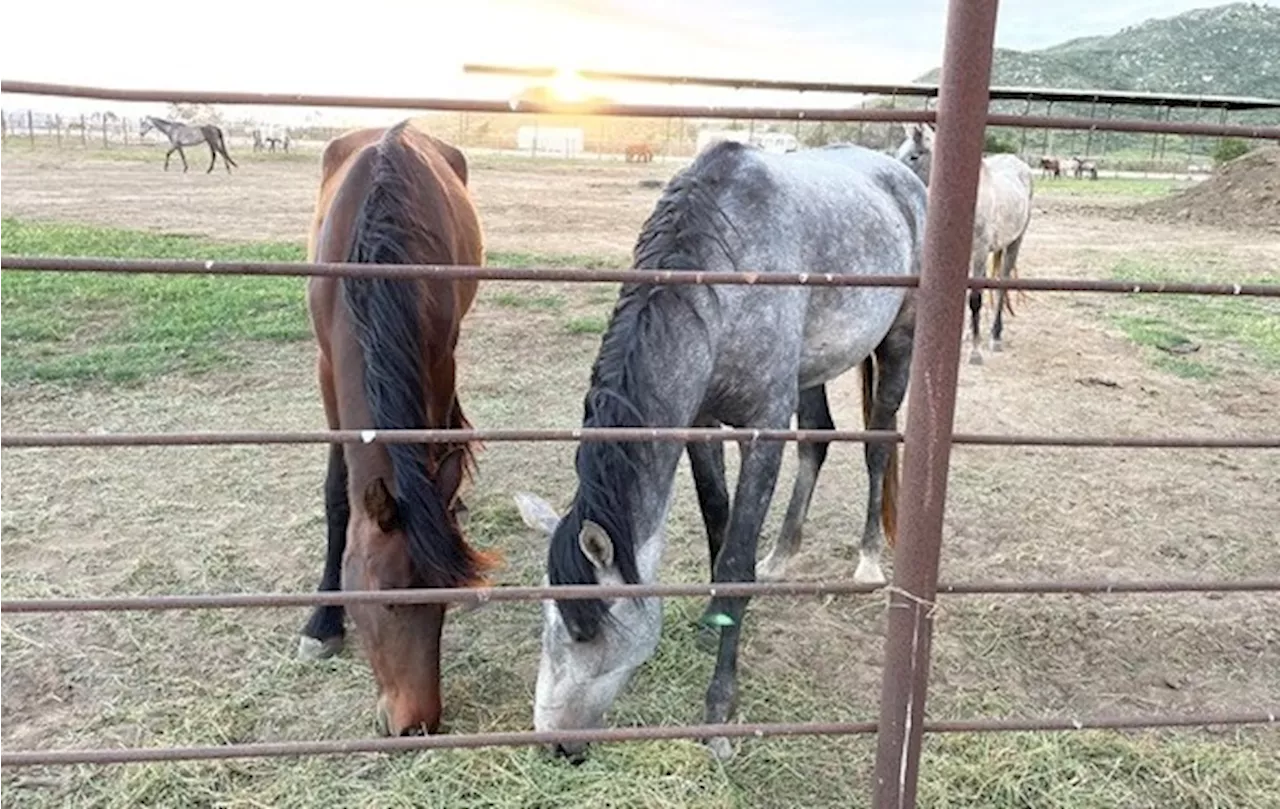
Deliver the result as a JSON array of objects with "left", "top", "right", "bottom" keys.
[{"left": 596, "top": 293, "right": 715, "bottom": 568}]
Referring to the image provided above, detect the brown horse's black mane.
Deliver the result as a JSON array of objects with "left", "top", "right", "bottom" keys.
[{"left": 341, "top": 123, "right": 482, "bottom": 589}]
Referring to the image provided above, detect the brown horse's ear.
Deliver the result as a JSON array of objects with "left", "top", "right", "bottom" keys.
[
  {"left": 436, "top": 448, "right": 468, "bottom": 510},
  {"left": 435, "top": 140, "right": 469, "bottom": 187},
  {"left": 363, "top": 478, "right": 399, "bottom": 533}
]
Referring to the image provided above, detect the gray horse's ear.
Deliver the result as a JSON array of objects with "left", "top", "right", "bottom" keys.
[
  {"left": 578, "top": 520, "right": 615, "bottom": 571},
  {"left": 514, "top": 492, "right": 561, "bottom": 536}
]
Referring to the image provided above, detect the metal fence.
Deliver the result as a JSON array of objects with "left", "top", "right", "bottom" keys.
[{"left": 2, "top": 1, "right": 1279, "bottom": 805}]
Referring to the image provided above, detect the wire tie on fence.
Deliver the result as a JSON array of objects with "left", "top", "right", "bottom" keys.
[
  {"left": 361, "top": 430, "right": 376, "bottom": 444},
  {"left": 881, "top": 585, "right": 942, "bottom": 619},
  {"left": 1072, "top": 718, "right": 1084, "bottom": 730},
  {"left": 1233, "top": 284, "right": 1242, "bottom": 295}
]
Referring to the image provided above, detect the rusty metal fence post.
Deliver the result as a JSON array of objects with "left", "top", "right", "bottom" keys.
[{"left": 871, "top": 0, "right": 999, "bottom": 807}]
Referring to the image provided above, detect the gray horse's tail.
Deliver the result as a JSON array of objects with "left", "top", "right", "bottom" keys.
[{"left": 215, "top": 126, "right": 238, "bottom": 168}]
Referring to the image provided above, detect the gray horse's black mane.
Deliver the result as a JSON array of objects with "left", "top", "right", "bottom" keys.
[{"left": 548, "top": 142, "right": 745, "bottom": 642}]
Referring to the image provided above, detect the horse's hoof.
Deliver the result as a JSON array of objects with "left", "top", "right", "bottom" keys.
[
  {"left": 297, "top": 635, "right": 343, "bottom": 661},
  {"left": 854, "top": 554, "right": 886, "bottom": 585},
  {"left": 990, "top": 340, "right": 1004, "bottom": 353},
  {"left": 969, "top": 351, "right": 984, "bottom": 366},
  {"left": 706, "top": 736, "right": 735, "bottom": 762},
  {"left": 755, "top": 556, "right": 787, "bottom": 582}
]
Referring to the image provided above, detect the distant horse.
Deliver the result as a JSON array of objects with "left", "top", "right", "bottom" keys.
[
  {"left": 624, "top": 142, "right": 654, "bottom": 163},
  {"left": 514, "top": 141, "right": 925, "bottom": 761},
  {"left": 139, "top": 116, "right": 237, "bottom": 173},
  {"left": 296, "top": 121, "right": 495, "bottom": 737},
  {"left": 1071, "top": 156, "right": 1098, "bottom": 180},
  {"left": 252, "top": 125, "right": 292, "bottom": 153},
  {"left": 1038, "top": 156, "right": 1061, "bottom": 179},
  {"left": 898, "top": 123, "right": 1033, "bottom": 362}
]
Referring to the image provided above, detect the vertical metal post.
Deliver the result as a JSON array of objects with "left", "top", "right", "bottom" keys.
[
  {"left": 80, "top": 114, "right": 87, "bottom": 147},
  {"left": 1042, "top": 100, "right": 1053, "bottom": 154},
  {"left": 1099, "top": 103, "right": 1114, "bottom": 160},
  {"left": 55, "top": 114, "right": 62, "bottom": 147},
  {"left": 102, "top": 114, "right": 109, "bottom": 149},
  {"left": 1019, "top": 96, "right": 1031, "bottom": 155},
  {"left": 871, "top": 1, "right": 998, "bottom": 807},
  {"left": 1083, "top": 96, "right": 1098, "bottom": 157},
  {"left": 27, "top": 109, "right": 35, "bottom": 146}
]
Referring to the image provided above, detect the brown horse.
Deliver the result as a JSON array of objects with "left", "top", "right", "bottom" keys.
[
  {"left": 624, "top": 142, "right": 654, "bottom": 163},
  {"left": 297, "top": 121, "right": 495, "bottom": 737}
]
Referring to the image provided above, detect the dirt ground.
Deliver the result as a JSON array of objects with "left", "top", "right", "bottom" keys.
[{"left": 2, "top": 147, "right": 1278, "bottom": 805}]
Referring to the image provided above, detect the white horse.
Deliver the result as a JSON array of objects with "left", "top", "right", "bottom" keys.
[{"left": 897, "top": 123, "right": 1034, "bottom": 362}]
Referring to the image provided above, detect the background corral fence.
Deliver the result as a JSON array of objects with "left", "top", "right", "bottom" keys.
[{"left": 2, "top": 1, "right": 1280, "bottom": 805}]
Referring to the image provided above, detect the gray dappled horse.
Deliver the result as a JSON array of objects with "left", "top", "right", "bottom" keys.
[
  {"left": 139, "top": 116, "right": 238, "bottom": 173},
  {"left": 897, "top": 123, "right": 1034, "bottom": 363},
  {"left": 515, "top": 140, "right": 925, "bottom": 761}
]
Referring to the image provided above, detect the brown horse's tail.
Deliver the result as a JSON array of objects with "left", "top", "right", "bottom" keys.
[{"left": 861, "top": 356, "right": 899, "bottom": 547}]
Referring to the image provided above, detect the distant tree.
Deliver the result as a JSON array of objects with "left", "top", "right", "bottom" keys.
[
  {"left": 984, "top": 132, "right": 1020, "bottom": 154},
  {"left": 167, "top": 103, "right": 223, "bottom": 124},
  {"left": 1212, "top": 138, "right": 1250, "bottom": 164}
]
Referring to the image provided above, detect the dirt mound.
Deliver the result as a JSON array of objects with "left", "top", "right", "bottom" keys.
[{"left": 1139, "top": 146, "right": 1280, "bottom": 233}]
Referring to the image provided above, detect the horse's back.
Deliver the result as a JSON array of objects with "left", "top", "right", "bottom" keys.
[
  {"left": 978, "top": 154, "right": 1033, "bottom": 246},
  {"left": 698, "top": 142, "right": 926, "bottom": 266},
  {"left": 683, "top": 142, "right": 924, "bottom": 389}
]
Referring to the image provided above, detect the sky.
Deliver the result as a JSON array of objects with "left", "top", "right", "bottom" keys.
[{"left": 2, "top": 0, "right": 1273, "bottom": 124}]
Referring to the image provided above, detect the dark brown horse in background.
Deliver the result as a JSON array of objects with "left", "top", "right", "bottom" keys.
[{"left": 297, "top": 121, "right": 495, "bottom": 737}]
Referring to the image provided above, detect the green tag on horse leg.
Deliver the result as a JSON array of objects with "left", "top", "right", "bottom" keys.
[{"left": 704, "top": 612, "right": 736, "bottom": 628}]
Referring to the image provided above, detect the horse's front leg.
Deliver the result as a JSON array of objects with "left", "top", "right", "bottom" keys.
[
  {"left": 164, "top": 147, "right": 175, "bottom": 171},
  {"left": 178, "top": 146, "right": 189, "bottom": 173},
  {"left": 701, "top": 407, "right": 790, "bottom": 761}
]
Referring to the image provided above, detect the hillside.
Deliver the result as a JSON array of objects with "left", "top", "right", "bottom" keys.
[{"left": 918, "top": 3, "right": 1280, "bottom": 99}]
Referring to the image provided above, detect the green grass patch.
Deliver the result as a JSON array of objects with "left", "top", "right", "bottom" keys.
[
  {"left": 919, "top": 727, "right": 1279, "bottom": 809},
  {"left": 2, "top": 219, "right": 310, "bottom": 385},
  {"left": 491, "top": 291, "right": 566, "bottom": 311},
  {"left": 1105, "top": 259, "right": 1280, "bottom": 379},
  {"left": 565, "top": 315, "right": 609, "bottom": 335},
  {"left": 1, "top": 219, "right": 629, "bottom": 387}
]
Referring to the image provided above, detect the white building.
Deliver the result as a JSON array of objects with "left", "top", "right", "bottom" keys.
[
  {"left": 516, "top": 126, "right": 585, "bottom": 157},
  {"left": 696, "top": 128, "right": 798, "bottom": 154}
]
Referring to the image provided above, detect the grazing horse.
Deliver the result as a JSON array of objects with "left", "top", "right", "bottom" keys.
[
  {"left": 898, "top": 123, "right": 1033, "bottom": 363},
  {"left": 139, "top": 116, "right": 237, "bottom": 173},
  {"left": 1071, "top": 156, "right": 1098, "bottom": 180},
  {"left": 624, "top": 143, "right": 654, "bottom": 163},
  {"left": 1038, "top": 156, "right": 1061, "bottom": 179},
  {"left": 514, "top": 141, "right": 925, "bottom": 761},
  {"left": 296, "top": 121, "right": 495, "bottom": 737}
]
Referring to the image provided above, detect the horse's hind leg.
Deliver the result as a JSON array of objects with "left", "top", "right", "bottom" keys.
[
  {"left": 992, "top": 235, "right": 1024, "bottom": 351},
  {"left": 178, "top": 146, "right": 189, "bottom": 173},
  {"left": 164, "top": 147, "right": 175, "bottom": 171},
  {"left": 757, "top": 385, "right": 832, "bottom": 581},
  {"left": 856, "top": 310, "right": 913, "bottom": 584},
  {"left": 968, "top": 247, "right": 987, "bottom": 365}
]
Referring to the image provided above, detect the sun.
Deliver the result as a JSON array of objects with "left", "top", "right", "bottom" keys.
[{"left": 548, "top": 66, "right": 589, "bottom": 103}]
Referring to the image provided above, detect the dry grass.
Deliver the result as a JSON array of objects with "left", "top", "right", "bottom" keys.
[{"left": 3, "top": 150, "right": 1280, "bottom": 807}]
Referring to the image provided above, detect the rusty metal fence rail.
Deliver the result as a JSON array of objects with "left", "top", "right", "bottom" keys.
[{"left": 3, "top": 1, "right": 1279, "bottom": 805}]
